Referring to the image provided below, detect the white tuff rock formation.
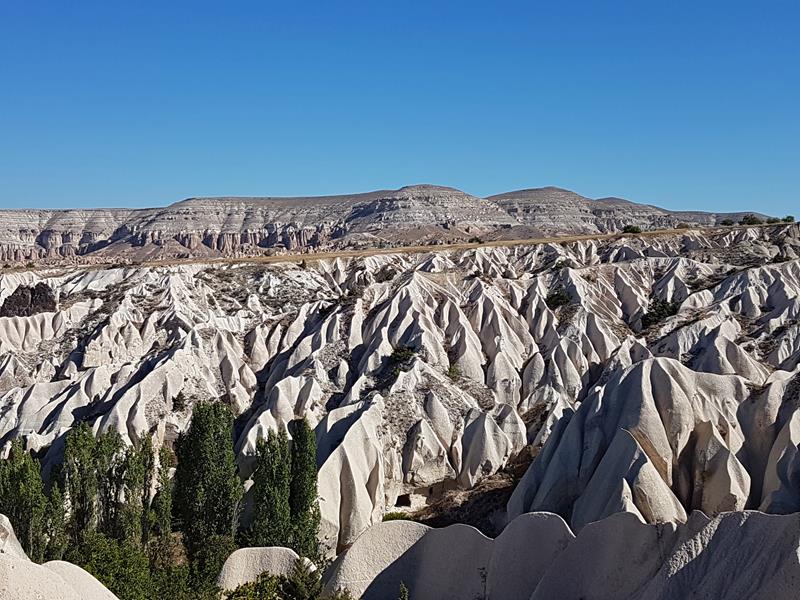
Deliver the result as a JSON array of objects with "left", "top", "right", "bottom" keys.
[
  {"left": 216, "top": 547, "right": 306, "bottom": 592},
  {"left": 0, "top": 513, "right": 118, "bottom": 600},
  {"left": 323, "top": 510, "right": 800, "bottom": 600},
  {"left": 1, "top": 223, "right": 800, "bottom": 556}
]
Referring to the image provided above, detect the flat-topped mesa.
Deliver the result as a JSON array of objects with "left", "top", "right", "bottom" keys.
[{"left": 0, "top": 184, "right": 771, "bottom": 265}]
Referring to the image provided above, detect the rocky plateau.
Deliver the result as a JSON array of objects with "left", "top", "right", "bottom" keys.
[{"left": 0, "top": 184, "right": 764, "bottom": 265}]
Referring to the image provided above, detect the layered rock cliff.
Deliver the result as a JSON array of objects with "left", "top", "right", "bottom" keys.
[{"left": 0, "top": 185, "right": 764, "bottom": 265}]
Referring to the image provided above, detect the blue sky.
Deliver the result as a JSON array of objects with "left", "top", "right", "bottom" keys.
[{"left": 1, "top": 1, "right": 797, "bottom": 213}]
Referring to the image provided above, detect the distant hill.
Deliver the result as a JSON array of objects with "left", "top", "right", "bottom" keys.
[{"left": 0, "top": 184, "right": 773, "bottom": 264}]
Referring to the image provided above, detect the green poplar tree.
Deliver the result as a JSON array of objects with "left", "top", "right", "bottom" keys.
[
  {"left": 0, "top": 440, "right": 48, "bottom": 561},
  {"left": 152, "top": 445, "right": 175, "bottom": 538},
  {"left": 62, "top": 422, "right": 100, "bottom": 540},
  {"left": 249, "top": 428, "right": 291, "bottom": 547},
  {"left": 174, "top": 402, "right": 243, "bottom": 557},
  {"left": 288, "top": 419, "right": 321, "bottom": 559},
  {"left": 94, "top": 430, "right": 124, "bottom": 538},
  {"left": 44, "top": 484, "right": 68, "bottom": 561}
]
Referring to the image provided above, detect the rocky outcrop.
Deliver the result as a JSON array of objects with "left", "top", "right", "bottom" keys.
[
  {"left": 217, "top": 547, "right": 303, "bottom": 592},
  {"left": 0, "top": 514, "right": 119, "bottom": 600},
  {"left": 42, "top": 561, "right": 119, "bottom": 600},
  {"left": 0, "top": 514, "right": 26, "bottom": 559},
  {"left": 323, "top": 510, "right": 800, "bottom": 600}
]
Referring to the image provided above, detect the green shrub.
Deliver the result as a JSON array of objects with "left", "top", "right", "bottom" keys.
[
  {"left": 545, "top": 289, "right": 570, "bottom": 310},
  {"left": 739, "top": 214, "right": 763, "bottom": 225},
  {"left": 146, "top": 535, "right": 194, "bottom": 599},
  {"left": 225, "top": 559, "right": 355, "bottom": 600},
  {"left": 767, "top": 217, "right": 781, "bottom": 224},
  {"left": 188, "top": 534, "right": 237, "bottom": 595},
  {"left": 390, "top": 346, "right": 416, "bottom": 364},
  {"left": 447, "top": 364, "right": 461, "bottom": 380},
  {"left": 783, "top": 215, "right": 795, "bottom": 223},
  {"left": 719, "top": 218, "right": 735, "bottom": 226},
  {"left": 399, "top": 582, "right": 410, "bottom": 600},
  {"left": 67, "top": 532, "right": 153, "bottom": 600},
  {"left": 388, "top": 346, "right": 417, "bottom": 379},
  {"left": 622, "top": 225, "right": 642, "bottom": 234},
  {"left": 641, "top": 297, "right": 680, "bottom": 328},
  {"left": 382, "top": 511, "right": 411, "bottom": 522}
]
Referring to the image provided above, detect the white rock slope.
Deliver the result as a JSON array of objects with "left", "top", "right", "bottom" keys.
[
  {"left": 0, "top": 513, "right": 119, "bottom": 600},
  {"left": 1, "top": 223, "right": 800, "bottom": 554},
  {"left": 324, "top": 510, "right": 800, "bottom": 600}
]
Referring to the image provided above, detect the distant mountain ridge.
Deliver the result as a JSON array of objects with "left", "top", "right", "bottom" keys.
[{"left": 0, "top": 185, "right": 770, "bottom": 264}]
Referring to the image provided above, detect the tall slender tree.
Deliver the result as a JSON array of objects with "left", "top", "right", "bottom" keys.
[
  {"left": 249, "top": 428, "right": 291, "bottom": 547},
  {"left": 94, "top": 429, "right": 125, "bottom": 538},
  {"left": 62, "top": 422, "right": 101, "bottom": 540},
  {"left": 44, "top": 484, "right": 68, "bottom": 561},
  {"left": 0, "top": 440, "right": 48, "bottom": 561},
  {"left": 152, "top": 445, "right": 175, "bottom": 538},
  {"left": 288, "top": 419, "right": 321, "bottom": 559},
  {"left": 174, "top": 402, "right": 243, "bottom": 557}
]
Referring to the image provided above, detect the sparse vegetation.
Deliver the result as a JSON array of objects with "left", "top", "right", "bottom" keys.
[
  {"left": 739, "top": 214, "right": 763, "bottom": 226},
  {"left": 641, "top": 297, "right": 680, "bottom": 328},
  {"left": 622, "top": 225, "right": 642, "bottom": 234},
  {"left": 783, "top": 215, "right": 795, "bottom": 223},
  {"left": 225, "top": 559, "right": 355, "bottom": 600},
  {"left": 398, "top": 582, "right": 410, "bottom": 600},
  {"left": 391, "top": 346, "right": 416, "bottom": 364},
  {"left": 447, "top": 364, "right": 461, "bottom": 380},
  {"left": 545, "top": 288, "right": 570, "bottom": 310},
  {"left": 767, "top": 217, "right": 781, "bottom": 224},
  {"left": 374, "top": 265, "right": 398, "bottom": 283},
  {"left": 383, "top": 511, "right": 413, "bottom": 522},
  {"left": 720, "top": 219, "right": 735, "bottom": 226},
  {"left": 172, "top": 391, "right": 188, "bottom": 412},
  {"left": 388, "top": 345, "right": 417, "bottom": 378}
]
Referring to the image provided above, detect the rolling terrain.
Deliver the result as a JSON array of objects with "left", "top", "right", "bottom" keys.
[{"left": 2, "top": 204, "right": 800, "bottom": 598}]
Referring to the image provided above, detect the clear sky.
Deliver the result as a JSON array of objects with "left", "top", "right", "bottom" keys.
[{"left": 1, "top": 1, "right": 797, "bottom": 213}]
